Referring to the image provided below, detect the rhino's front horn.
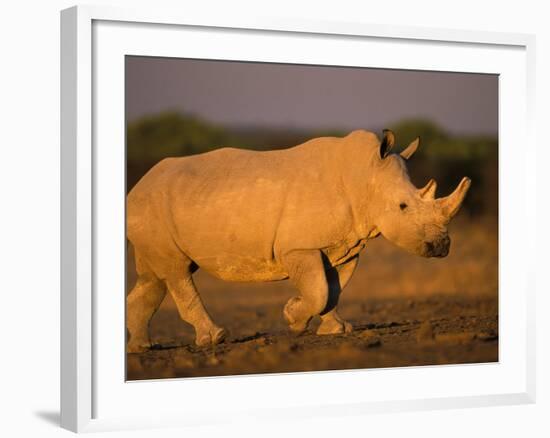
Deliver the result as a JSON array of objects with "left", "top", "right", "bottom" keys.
[{"left": 438, "top": 177, "right": 472, "bottom": 219}]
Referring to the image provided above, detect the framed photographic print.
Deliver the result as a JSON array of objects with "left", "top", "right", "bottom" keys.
[{"left": 61, "top": 5, "right": 536, "bottom": 433}]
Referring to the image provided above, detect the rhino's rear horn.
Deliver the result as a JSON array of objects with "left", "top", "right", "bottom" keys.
[
  {"left": 439, "top": 177, "right": 472, "bottom": 219},
  {"left": 419, "top": 178, "right": 437, "bottom": 199},
  {"left": 380, "top": 129, "right": 395, "bottom": 158}
]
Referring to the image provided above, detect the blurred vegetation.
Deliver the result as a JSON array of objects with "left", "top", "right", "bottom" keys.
[{"left": 127, "top": 112, "right": 497, "bottom": 217}]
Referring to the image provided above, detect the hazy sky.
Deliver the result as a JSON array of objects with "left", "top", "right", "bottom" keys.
[{"left": 126, "top": 56, "right": 498, "bottom": 135}]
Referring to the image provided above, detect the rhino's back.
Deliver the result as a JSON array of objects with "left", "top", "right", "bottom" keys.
[{"left": 127, "top": 133, "right": 374, "bottom": 281}]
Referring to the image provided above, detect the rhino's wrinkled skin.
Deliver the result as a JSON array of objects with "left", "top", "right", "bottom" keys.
[{"left": 126, "top": 130, "right": 471, "bottom": 352}]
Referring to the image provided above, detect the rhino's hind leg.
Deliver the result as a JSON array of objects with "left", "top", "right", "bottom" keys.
[
  {"left": 317, "top": 255, "right": 358, "bottom": 335},
  {"left": 166, "top": 271, "right": 227, "bottom": 347},
  {"left": 282, "top": 249, "right": 329, "bottom": 333},
  {"left": 127, "top": 272, "right": 167, "bottom": 353}
]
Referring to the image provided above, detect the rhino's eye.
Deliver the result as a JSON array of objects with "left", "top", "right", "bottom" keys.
[{"left": 399, "top": 202, "right": 408, "bottom": 211}]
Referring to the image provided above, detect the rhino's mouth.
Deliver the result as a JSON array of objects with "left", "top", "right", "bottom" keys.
[{"left": 423, "top": 236, "right": 450, "bottom": 258}]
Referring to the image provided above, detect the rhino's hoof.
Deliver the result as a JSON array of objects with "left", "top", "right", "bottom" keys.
[
  {"left": 283, "top": 298, "right": 308, "bottom": 333},
  {"left": 196, "top": 326, "right": 227, "bottom": 347},
  {"left": 316, "top": 319, "right": 353, "bottom": 335},
  {"left": 288, "top": 321, "right": 308, "bottom": 334}
]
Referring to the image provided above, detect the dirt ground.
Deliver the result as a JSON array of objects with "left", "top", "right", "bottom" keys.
[{"left": 126, "top": 219, "right": 498, "bottom": 380}]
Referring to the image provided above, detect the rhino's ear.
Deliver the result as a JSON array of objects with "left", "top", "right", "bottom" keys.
[
  {"left": 400, "top": 137, "right": 420, "bottom": 160},
  {"left": 380, "top": 129, "right": 395, "bottom": 159}
]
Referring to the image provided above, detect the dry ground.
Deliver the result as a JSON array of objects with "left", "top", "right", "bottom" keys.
[{"left": 126, "top": 218, "right": 498, "bottom": 380}]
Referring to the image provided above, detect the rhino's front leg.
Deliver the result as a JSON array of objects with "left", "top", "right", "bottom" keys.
[
  {"left": 317, "top": 255, "right": 359, "bottom": 335},
  {"left": 282, "top": 249, "right": 329, "bottom": 333}
]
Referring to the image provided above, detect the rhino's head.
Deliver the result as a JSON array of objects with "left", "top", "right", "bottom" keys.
[{"left": 370, "top": 130, "right": 471, "bottom": 258}]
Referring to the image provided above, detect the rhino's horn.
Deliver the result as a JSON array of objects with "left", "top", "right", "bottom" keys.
[
  {"left": 380, "top": 129, "right": 395, "bottom": 158},
  {"left": 419, "top": 178, "right": 437, "bottom": 199},
  {"left": 438, "top": 177, "right": 472, "bottom": 219},
  {"left": 400, "top": 137, "right": 420, "bottom": 160}
]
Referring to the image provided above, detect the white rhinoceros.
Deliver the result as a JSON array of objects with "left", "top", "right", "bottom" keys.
[{"left": 126, "top": 129, "right": 471, "bottom": 352}]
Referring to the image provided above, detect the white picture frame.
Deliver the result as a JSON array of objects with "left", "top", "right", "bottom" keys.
[{"left": 60, "top": 4, "right": 536, "bottom": 433}]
